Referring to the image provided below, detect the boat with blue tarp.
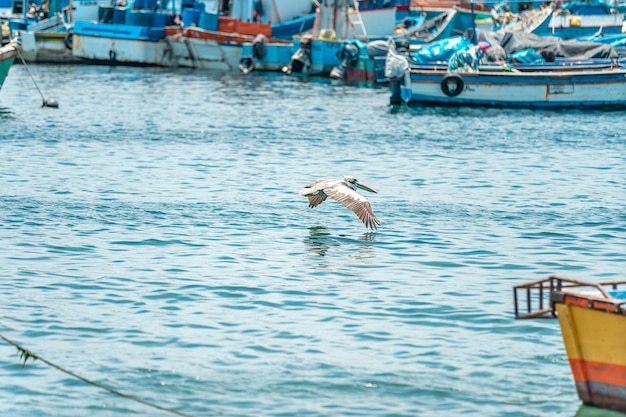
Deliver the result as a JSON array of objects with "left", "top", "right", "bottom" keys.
[
  {"left": 385, "top": 30, "right": 626, "bottom": 108},
  {"left": 284, "top": 0, "right": 411, "bottom": 78}
]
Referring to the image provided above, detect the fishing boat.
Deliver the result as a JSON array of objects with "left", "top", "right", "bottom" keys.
[
  {"left": 386, "top": 27, "right": 626, "bottom": 108},
  {"left": 7, "top": 0, "right": 111, "bottom": 63},
  {"left": 72, "top": 11, "right": 177, "bottom": 66},
  {"left": 71, "top": 0, "right": 182, "bottom": 67},
  {"left": 409, "top": 0, "right": 490, "bottom": 12},
  {"left": 389, "top": 62, "right": 626, "bottom": 107},
  {"left": 0, "top": 39, "right": 17, "bottom": 92},
  {"left": 408, "top": 0, "right": 493, "bottom": 36},
  {"left": 514, "top": 275, "right": 626, "bottom": 413},
  {"left": 162, "top": 0, "right": 312, "bottom": 70},
  {"left": 501, "top": 1, "right": 625, "bottom": 39},
  {"left": 73, "top": 0, "right": 312, "bottom": 68},
  {"left": 284, "top": 0, "right": 399, "bottom": 77},
  {"left": 283, "top": 0, "right": 475, "bottom": 81}
]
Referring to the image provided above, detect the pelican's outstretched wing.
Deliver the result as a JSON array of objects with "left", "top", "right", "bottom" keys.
[
  {"left": 323, "top": 182, "right": 380, "bottom": 230},
  {"left": 299, "top": 178, "right": 333, "bottom": 208}
]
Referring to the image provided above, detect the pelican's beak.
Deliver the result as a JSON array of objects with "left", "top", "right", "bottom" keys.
[{"left": 355, "top": 180, "right": 378, "bottom": 194}]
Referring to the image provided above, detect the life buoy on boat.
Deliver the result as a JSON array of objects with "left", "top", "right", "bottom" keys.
[
  {"left": 441, "top": 73, "right": 464, "bottom": 97},
  {"left": 64, "top": 30, "right": 73, "bottom": 50}
]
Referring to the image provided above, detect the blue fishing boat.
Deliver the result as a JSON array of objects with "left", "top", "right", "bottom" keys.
[
  {"left": 281, "top": 0, "right": 467, "bottom": 81},
  {"left": 163, "top": 0, "right": 313, "bottom": 70},
  {"left": 73, "top": 0, "right": 313, "bottom": 68},
  {"left": 407, "top": 0, "right": 494, "bottom": 37},
  {"left": 501, "top": 1, "right": 625, "bottom": 39},
  {"left": 6, "top": 0, "right": 110, "bottom": 63},
  {"left": 390, "top": 63, "right": 626, "bottom": 108},
  {"left": 283, "top": 0, "right": 400, "bottom": 78},
  {"left": 236, "top": 11, "right": 316, "bottom": 73},
  {"left": 322, "top": 8, "right": 460, "bottom": 81},
  {"left": 385, "top": 29, "right": 626, "bottom": 107},
  {"left": 72, "top": 2, "right": 177, "bottom": 67},
  {"left": 238, "top": 35, "right": 295, "bottom": 73}
]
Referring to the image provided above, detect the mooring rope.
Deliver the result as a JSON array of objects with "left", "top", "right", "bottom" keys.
[{"left": 0, "top": 333, "right": 199, "bottom": 417}]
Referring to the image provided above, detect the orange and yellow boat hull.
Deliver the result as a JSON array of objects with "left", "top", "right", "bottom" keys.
[{"left": 556, "top": 301, "right": 626, "bottom": 412}]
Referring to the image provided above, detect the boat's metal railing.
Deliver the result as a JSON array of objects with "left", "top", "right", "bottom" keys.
[{"left": 513, "top": 274, "right": 626, "bottom": 319}]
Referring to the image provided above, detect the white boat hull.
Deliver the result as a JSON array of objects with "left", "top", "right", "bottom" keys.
[
  {"left": 73, "top": 33, "right": 175, "bottom": 66},
  {"left": 400, "top": 67, "right": 626, "bottom": 108},
  {"left": 166, "top": 36, "right": 242, "bottom": 70},
  {"left": 14, "top": 0, "right": 111, "bottom": 63}
]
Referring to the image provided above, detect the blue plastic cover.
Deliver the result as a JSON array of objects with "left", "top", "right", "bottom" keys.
[
  {"left": 561, "top": 1, "right": 611, "bottom": 15},
  {"left": 410, "top": 36, "right": 472, "bottom": 64},
  {"left": 73, "top": 20, "right": 165, "bottom": 40},
  {"left": 507, "top": 48, "right": 545, "bottom": 64}
]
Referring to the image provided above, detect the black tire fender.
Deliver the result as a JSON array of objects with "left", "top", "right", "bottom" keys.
[
  {"left": 238, "top": 56, "right": 254, "bottom": 74},
  {"left": 64, "top": 30, "right": 73, "bottom": 50},
  {"left": 441, "top": 73, "right": 464, "bottom": 97}
]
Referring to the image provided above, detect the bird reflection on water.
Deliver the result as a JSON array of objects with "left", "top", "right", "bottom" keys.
[{"left": 303, "top": 226, "right": 377, "bottom": 262}]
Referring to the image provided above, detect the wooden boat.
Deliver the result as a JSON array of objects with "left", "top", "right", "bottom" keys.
[
  {"left": 0, "top": 39, "right": 17, "bottom": 92},
  {"left": 73, "top": 0, "right": 313, "bottom": 68},
  {"left": 408, "top": 0, "right": 492, "bottom": 37},
  {"left": 238, "top": 35, "right": 294, "bottom": 73},
  {"left": 284, "top": 0, "right": 476, "bottom": 80},
  {"left": 388, "top": 59, "right": 626, "bottom": 108},
  {"left": 72, "top": 9, "right": 177, "bottom": 67},
  {"left": 164, "top": 24, "right": 296, "bottom": 71},
  {"left": 501, "top": 2, "right": 625, "bottom": 40},
  {"left": 402, "top": 8, "right": 459, "bottom": 44},
  {"left": 7, "top": 0, "right": 111, "bottom": 63},
  {"left": 161, "top": 0, "right": 312, "bottom": 70},
  {"left": 514, "top": 275, "right": 626, "bottom": 413},
  {"left": 284, "top": 0, "right": 399, "bottom": 77},
  {"left": 409, "top": 0, "right": 489, "bottom": 13},
  {"left": 162, "top": 14, "right": 306, "bottom": 70}
]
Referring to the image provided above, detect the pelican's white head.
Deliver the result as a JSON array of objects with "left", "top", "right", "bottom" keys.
[{"left": 344, "top": 176, "right": 378, "bottom": 194}]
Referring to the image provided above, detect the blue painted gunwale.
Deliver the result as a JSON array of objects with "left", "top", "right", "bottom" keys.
[{"left": 73, "top": 20, "right": 165, "bottom": 41}]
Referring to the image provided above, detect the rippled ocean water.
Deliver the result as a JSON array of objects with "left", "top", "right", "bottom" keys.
[{"left": 0, "top": 64, "right": 624, "bottom": 417}]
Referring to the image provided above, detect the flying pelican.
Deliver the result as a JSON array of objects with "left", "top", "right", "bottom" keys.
[{"left": 299, "top": 176, "right": 380, "bottom": 230}]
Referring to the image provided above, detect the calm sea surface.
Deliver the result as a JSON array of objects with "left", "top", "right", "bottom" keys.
[{"left": 0, "top": 64, "right": 625, "bottom": 417}]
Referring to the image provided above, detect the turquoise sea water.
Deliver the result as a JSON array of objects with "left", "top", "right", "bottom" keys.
[{"left": 1, "top": 64, "right": 625, "bottom": 417}]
